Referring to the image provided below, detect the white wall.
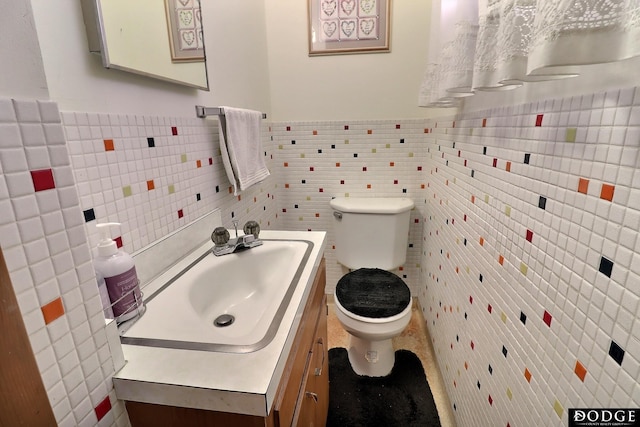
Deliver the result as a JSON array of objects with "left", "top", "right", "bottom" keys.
[
  {"left": 27, "top": 0, "right": 272, "bottom": 117},
  {"left": 0, "top": 0, "right": 48, "bottom": 99},
  {"left": 264, "top": 1, "right": 433, "bottom": 121}
]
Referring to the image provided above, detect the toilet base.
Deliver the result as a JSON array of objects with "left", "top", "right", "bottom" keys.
[{"left": 346, "top": 334, "right": 395, "bottom": 377}]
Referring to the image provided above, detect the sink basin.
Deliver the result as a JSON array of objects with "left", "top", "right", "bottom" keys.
[{"left": 120, "top": 239, "right": 313, "bottom": 353}]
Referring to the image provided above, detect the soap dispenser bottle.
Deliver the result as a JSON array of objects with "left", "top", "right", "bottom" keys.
[{"left": 93, "top": 222, "right": 142, "bottom": 323}]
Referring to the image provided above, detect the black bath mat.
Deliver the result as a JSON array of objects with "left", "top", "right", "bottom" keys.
[{"left": 327, "top": 347, "right": 441, "bottom": 427}]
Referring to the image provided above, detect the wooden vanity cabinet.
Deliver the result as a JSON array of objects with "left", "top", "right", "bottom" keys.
[{"left": 125, "top": 258, "right": 329, "bottom": 427}]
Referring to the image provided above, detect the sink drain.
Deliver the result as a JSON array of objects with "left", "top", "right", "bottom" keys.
[{"left": 214, "top": 314, "right": 235, "bottom": 327}]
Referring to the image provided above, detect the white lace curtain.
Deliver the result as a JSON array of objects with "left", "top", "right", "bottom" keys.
[{"left": 419, "top": 0, "right": 640, "bottom": 107}]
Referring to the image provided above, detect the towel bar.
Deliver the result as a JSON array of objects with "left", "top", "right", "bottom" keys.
[{"left": 195, "top": 106, "right": 267, "bottom": 119}]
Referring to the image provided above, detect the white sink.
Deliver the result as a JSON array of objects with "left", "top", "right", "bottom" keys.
[{"left": 120, "top": 239, "right": 313, "bottom": 353}]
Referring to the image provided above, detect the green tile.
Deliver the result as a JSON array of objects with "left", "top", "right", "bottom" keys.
[
  {"left": 553, "top": 400, "right": 564, "bottom": 418},
  {"left": 565, "top": 128, "right": 577, "bottom": 142},
  {"left": 168, "top": 184, "right": 175, "bottom": 194},
  {"left": 181, "top": 153, "right": 187, "bottom": 163},
  {"left": 520, "top": 262, "right": 528, "bottom": 275},
  {"left": 122, "top": 186, "right": 132, "bottom": 197}
]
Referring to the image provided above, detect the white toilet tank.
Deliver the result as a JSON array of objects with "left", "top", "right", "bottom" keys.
[{"left": 330, "top": 197, "right": 414, "bottom": 270}]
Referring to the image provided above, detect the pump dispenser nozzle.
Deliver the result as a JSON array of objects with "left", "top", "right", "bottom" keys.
[{"left": 96, "top": 222, "right": 120, "bottom": 257}]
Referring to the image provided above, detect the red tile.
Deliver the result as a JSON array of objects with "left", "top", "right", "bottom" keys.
[
  {"left": 146, "top": 180, "right": 155, "bottom": 191},
  {"left": 543, "top": 310, "right": 552, "bottom": 327},
  {"left": 171, "top": 126, "right": 178, "bottom": 135},
  {"left": 526, "top": 229, "right": 533, "bottom": 242},
  {"left": 94, "top": 396, "right": 112, "bottom": 421},
  {"left": 344, "top": 125, "right": 349, "bottom": 130},
  {"left": 114, "top": 236, "right": 123, "bottom": 248},
  {"left": 482, "top": 118, "right": 487, "bottom": 127},
  {"left": 574, "top": 360, "right": 587, "bottom": 382},
  {"left": 312, "top": 130, "right": 318, "bottom": 135},
  {"left": 178, "top": 209, "right": 184, "bottom": 219},
  {"left": 31, "top": 169, "right": 55, "bottom": 192},
  {"left": 535, "top": 114, "right": 544, "bottom": 126}
]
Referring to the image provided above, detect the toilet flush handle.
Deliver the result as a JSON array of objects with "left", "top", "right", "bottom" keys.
[{"left": 333, "top": 211, "right": 343, "bottom": 220}]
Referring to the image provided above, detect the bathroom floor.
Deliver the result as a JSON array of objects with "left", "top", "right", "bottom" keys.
[{"left": 327, "top": 298, "right": 457, "bottom": 427}]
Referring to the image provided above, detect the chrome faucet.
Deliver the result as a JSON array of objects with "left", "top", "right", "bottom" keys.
[{"left": 211, "top": 220, "right": 262, "bottom": 256}]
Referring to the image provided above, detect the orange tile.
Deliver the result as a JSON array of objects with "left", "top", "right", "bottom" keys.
[
  {"left": 479, "top": 237, "right": 485, "bottom": 246},
  {"left": 506, "top": 161, "right": 511, "bottom": 172},
  {"left": 578, "top": 178, "right": 589, "bottom": 194},
  {"left": 41, "top": 297, "right": 64, "bottom": 325},
  {"left": 498, "top": 255, "right": 504, "bottom": 265},
  {"left": 146, "top": 180, "right": 155, "bottom": 191},
  {"left": 482, "top": 118, "right": 487, "bottom": 127},
  {"left": 367, "top": 130, "right": 373, "bottom": 134},
  {"left": 336, "top": 162, "right": 341, "bottom": 167},
  {"left": 601, "top": 184, "right": 615, "bottom": 201},
  {"left": 524, "top": 368, "right": 532, "bottom": 383},
  {"left": 104, "top": 139, "right": 114, "bottom": 151},
  {"left": 196, "top": 160, "right": 202, "bottom": 168},
  {"left": 574, "top": 361, "right": 587, "bottom": 382},
  {"left": 390, "top": 162, "right": 395, "bottom": 167},
  {"left": 313, "top": 130, "right": 318, "bottom": 135}
]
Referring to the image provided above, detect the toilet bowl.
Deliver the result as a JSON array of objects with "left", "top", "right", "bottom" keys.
[
  {"left": 334, "top": 268, "right": 412, "bottom": 377},
  {"left": 330, "top": 196, "right": 415, "bottom": 377}
]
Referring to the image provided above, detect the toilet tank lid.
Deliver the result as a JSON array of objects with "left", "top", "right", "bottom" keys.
[{"left": 330, "top": 197, "right": 414, "bottom": 214}]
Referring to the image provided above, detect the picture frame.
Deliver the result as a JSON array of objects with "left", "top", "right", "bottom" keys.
[
  {"left": 164, "top": 0, "right": 205, "bottom": 62},
  {"left": 308, "top": 0, "right": 390, "bottom": 56}
]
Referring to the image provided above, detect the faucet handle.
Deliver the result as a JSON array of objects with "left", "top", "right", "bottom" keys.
[
  {"left": 211, "top": 227, "right": 230, "bottom": 245},
  {"left": 232, "top": 219, "right": 239, "bottom": 237},
  {"left": 243, "top": 220, "right": 260, "bottom": 238}
]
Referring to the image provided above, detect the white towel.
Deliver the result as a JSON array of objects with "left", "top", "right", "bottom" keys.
[{"left": 217, "top": 106, "right": 270, "bottom": 195}]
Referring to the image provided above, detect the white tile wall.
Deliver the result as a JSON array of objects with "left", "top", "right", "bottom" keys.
[
  {"left": 2, "top": 85, "right": 639, "bottom": 426},
  {"left": 420, "top": 87, "right": 640, "bottom": 426}
]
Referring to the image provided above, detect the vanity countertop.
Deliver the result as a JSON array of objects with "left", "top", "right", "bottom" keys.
[{"left": 112, "top": 230, "right": 327, "bottom": 417}]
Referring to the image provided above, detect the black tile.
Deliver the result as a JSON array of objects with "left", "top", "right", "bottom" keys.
[
  {"left": 483, "top": 147, "right": 487, "bottom": 155},
  {"left": 147, "top": 137, "right": 155, "bottom": 147},
  {"left": 524, "top": 153, "right": 530, "bottom": 164},
  {"left": 608, "top": 341, "right": 625, "bottom": 365},
  {"left": 520, "top": 311, "right": 527, "bottom": 325},
  {"left": 502, "top": 346, "right": 508, "bottom": 357},
  {"left": 538, "top": 196, "right": 547, "bottom": 210},
  {"left": 599, "top": 257, "right": 614, "bottom": 278},
  {"left": 488, "top": 365, "right": 493, "bottom": 375},
  {"left": 83, "top": 208, "right": 95, "bottom": 222},
  {"left": 196, "top": 193, "right": 201, "bottom": 201},
  {"left": 471, "top": 170, "right": 475, "bottom": 178}
]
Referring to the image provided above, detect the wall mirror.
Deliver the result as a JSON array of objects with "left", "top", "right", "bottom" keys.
[{"left": 81, "top": 0, "right": 209, "bottom": 90}]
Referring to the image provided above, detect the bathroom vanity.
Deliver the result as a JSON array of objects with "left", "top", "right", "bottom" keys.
[{"left": 112, "top": 230, "right": 328, "bottom": 427}]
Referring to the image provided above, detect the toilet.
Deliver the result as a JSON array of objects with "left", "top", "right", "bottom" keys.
[{"left": 330, "top": 197, "right": 415, "bottom": 377}]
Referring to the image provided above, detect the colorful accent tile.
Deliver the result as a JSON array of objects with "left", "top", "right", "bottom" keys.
[
  {"left": 104, "top": 139, "right": 114, "bottom": 151},
  {"left": 524, "top": 153, "right": 530, "bottom": 164},
  {"left": 122, "top": 186, "right": 132, "bottom": 197},
  {"left": 520, "top": 263, "right": 528, "bottom": 275},
  {"left": 177, "top": 209, "right": 184, "bottom": 219},
  {"left": 538, "top": 196, "right": 547, "bottom": 210},
  {"left": 498, "top": 255, "right": 504, "bottom": 265},
  {"left": 565, "top": 128, "right": 577, "bottom": 142},
  {"left": 520, "top": 312, "right": 527, "bottom": 325},
  {"left": 553, "top": 400, "right": 564, "bottom": 419},
  {"left": 543, "top": 311, "right": 552, "bottom": 327},
  {"left": 600, "top": 184, "right": 615, "bottom": 201},
  {"left": 506, "top": 388, "right": 512, "bottom": 400},
  {"left": 578, "top": 178, "right": 589, "bottom": 194},
  {"left": 83, "top": 208, "right": 96, "bottom": 222},
  {"left": 608, "top": 341, "right": 625, "bottom": 365},
  {"left": 94, "top": 396, "right": 112, "bottom": 421},
  {"left": 574, "top": 360, "right": 587, "bottom": 382},
  {"left": 505, "top": 161, "right": 511, "bottom": 172},
  {"left": 181, "top": 154, "right": 187, "bottom": 163},
  {"left": 196, "top": 160, "right": 202, "bottom": 168},
  {"left": 31, "top": 169, "right": 55, "bottom": 192},
  {"left": 535, "top": 114, "right": 543, "bottom": 126},
  {"left": 147, "top": 137, "right": 155, "bottom": 147},
  {"left": 146, "top": 180, "right": 155, "bottom": 191},
  {"left": 114, "top": 236, "right": 123, "bottom": 248},
  {"left": 168, "top": 184, "right": 175, "bottom": 194},
  {"left": 599, "top": 256, "right": 614, "bottom": 278},
  {"left": 526, "top": 230, "right": 533, "bottom": 242},
  {"left": 524, "top": 368, "right": 532, "bottom": 383},
  {"left": 171, "top": 126, "right": 178, "bottom": 135},
  {"left": 41, "top": 297, "right": 64, "bottom": 325}
]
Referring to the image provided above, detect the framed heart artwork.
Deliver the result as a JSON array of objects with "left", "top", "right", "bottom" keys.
[
  {"left": 165, "top": 0, "right": 205, "bottom": 62},
  {"left": 308, "top": 0, "right": 390, "bottom": 55}
]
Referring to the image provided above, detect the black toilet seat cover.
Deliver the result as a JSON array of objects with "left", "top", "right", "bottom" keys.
[{"left": 336, "top": 268, "right": 411, "bottom": 318}]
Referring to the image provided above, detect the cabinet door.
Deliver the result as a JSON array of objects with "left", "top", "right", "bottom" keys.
[{"left": 292, "top": 298, "right": 328, "bottom": 427}]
